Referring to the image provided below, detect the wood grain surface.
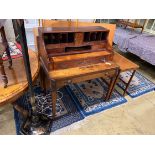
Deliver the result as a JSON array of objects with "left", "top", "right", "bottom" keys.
[{"left": 0, "top": 50, "right": 39, "bottom": 106}]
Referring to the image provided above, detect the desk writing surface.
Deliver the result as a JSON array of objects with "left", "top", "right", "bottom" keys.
[
  {"left": 49, "top": 62, "right": 119, "bottom": 80},
  {"left": 113, "top": 52, "right": 139, "bottom": 71}
]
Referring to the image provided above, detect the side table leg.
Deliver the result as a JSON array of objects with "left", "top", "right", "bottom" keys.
[
  {"left": 0, "top": 26, "right": 12, "bottom": 69},
  {"left": 123, "top": 70, "right": 136, "bottom": 96},
  {"left": 0, "top": 55, "right": 8, "bottom": 88},
  {"left": 6, "top": 44, "right": 12, "bottom": 69}
]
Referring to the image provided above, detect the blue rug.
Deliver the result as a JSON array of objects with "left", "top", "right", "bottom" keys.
[
  {"left": 66, "top": 78, "right": 127, "bottom": 117},
  {"left": 14, "top": 86, "right": 84, "bottom": 135},
  {"left": 117, "top": 71, "right": 155, "bottom": 98},
  {"left": 14, "top": 79, "right": 127, "bottom": 134}
]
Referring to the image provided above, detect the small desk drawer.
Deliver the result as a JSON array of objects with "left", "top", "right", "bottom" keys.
[{"left": 56, "top": 69, "right": 117, "bottom": 88}]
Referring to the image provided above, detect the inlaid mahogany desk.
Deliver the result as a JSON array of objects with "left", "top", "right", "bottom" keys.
[
  {"left": 35, "top": 25, "right": 139, "bottom": 119},
  {"left": 37, "top": 25, "right": 120, "bottom": 118},
  {"left": 0, "top": 50, "right": 39, "bottom": 110}
]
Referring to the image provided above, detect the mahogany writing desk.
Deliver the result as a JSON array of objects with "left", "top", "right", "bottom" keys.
[{"left": 37, "top": 26, "right": 119, "bottom": 118}]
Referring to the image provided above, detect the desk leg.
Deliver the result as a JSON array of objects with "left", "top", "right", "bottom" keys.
[
  {"left": 107, "top": 69, "right": 121, "bottom": 100},
  {"left": 0, "top": 55, "right": 8, "bottom": 88},
  {"left": 51, "top": 80, "right": 57, "bottom": 118},
  {"left": 123, "top": 70, "right": 136, "bottom": 96},
  {"left": 40, "top": 66, "right": 47, "bottom": 93},
  {"left": 51, "top": 91, "right": 56, "bottom": 118},
  {"left": 105, "top": 76, "right": 116, "bottom": 101}
]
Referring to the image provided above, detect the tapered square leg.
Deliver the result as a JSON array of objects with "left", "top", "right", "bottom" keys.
[
  {"left": 107, "top": 69, "right": 121, "bottom": 100},
  {"left": 51, "top": 90, "right": 57, "bottom": 118},
  {"left": 51, "top": 80, "right": 57, "bottom": 118},
  {"left": 123, "top": 70, "right": 136, "bottom": 96}
]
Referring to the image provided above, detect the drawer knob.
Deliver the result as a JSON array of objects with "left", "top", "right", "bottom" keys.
[
  {"left": 68, "top": 80, "right": 72, "bottom": 83},
  {"left": 65, "top": 80, "right": 72, "bottom": 85}
]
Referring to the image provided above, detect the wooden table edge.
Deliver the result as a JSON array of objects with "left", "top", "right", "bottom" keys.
[{"left": 0, "top": 51, "right": 40, "bottom": 106}]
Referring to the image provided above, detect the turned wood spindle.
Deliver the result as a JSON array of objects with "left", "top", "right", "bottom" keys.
[
  {"left": 0, "top": 54, "right": 8, "bottom": 88},
  {"left": 0, "top": 26, "right": 12, "bottom": 69}
]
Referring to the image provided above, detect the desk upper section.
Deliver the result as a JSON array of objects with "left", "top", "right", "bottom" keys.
[
  {"left": 38, "top": 26, "right": 113, "bottom": 71},
  {"left": 39, "top": 26, "right": 110, "bottom": 46}
]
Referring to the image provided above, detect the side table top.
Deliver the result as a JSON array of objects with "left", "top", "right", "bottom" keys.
[{"left": 0, "top": 49, "right": 39, "bottom": 106}]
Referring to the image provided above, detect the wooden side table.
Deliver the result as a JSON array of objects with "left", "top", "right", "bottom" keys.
[
  {"left": 0, "top": 49, "right": 39, "bottom": 121},
  {"left": 0, "top": 50, "right": 39, "bottom": 106}
]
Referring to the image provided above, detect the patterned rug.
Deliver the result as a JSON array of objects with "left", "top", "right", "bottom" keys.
[
  {"left": 66, "top": 78, "right": 127, "bottom": 117},
  {"left": 117, "top": 71, "right": 155, "bottom": 98},
  {"left": 2, "top": 42, "right": 22, "bottom": 60},
  {"left": 14, "top": 86, "right": 84, "bottom": 135},
  {"left": 14, "top": 79, "right": 127, "bottom": 134}
]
